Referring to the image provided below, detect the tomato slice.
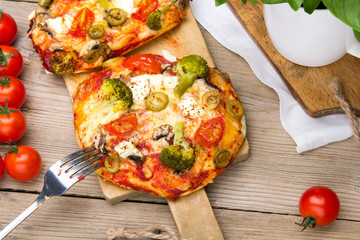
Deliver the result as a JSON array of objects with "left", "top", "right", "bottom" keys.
[
  {"left": 131, "top": 0, "right": 159, "bottom": 22},
  {"left": 68, "top": 8, "right": 95, "bottom": 39},
  {"left": 195, "top": 117, "right": 225, "bottom": 147},
  {"left": 122, "top": 54, "right": 162, "bottom": 75},
  {"left": 104, "top": 113, "right": 138, "bottom": 140}
]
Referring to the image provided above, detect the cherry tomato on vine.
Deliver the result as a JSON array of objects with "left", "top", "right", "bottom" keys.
[
  {"left": 296, "top": 186, "right": 340, "bottom": 231},
  {"left": 0, "top": 10, "right": 17, "bottom": 45},
  {"left": 0, "top": 103, "right": 26, "bottom": 143},
  {"left": 0, "top": 156, "right": 4, "bottom": 180},
  {"left": 4, "top": 145, "right": 42, "bottom": 181},
  {"left": 0, "top": 45, "right": 23, "bottom": 77},
  {"left": 0, "top": 72, "right": 26, "bottom": 108}
]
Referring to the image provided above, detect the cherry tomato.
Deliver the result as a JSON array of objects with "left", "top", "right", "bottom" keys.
[
  {"left": 297, "top": 186, "right": 340, "bottom": 231},
  {"left": 4, "top": 145, "right": 42, "bottom": 181},
  {"left": 195, "top": 117, "right": 225, "bottom": 147},
  {"left": 68, "top": 8, "right": 95, "bottom": 39},
  {"left": 122, "top": 54, "right": 162, "bottom": 75},
  {"left": 0, "top": 156, "right": 4, "bottom": 180},
  {"left": 0, "top": 73, "right": 26, "bottom": 108},
  {"left": 0, "top": 105, "right": 26, "bottom": 143},
  {"left": 0, "top": 10, "right": 17, "bottom": 45},
  {"left": 104, "top": 113, "right": 138, "bottom": 140},
  {"left": 132, "top": 0, "right": 159, "bottom": 22},
  {"left": 0, "top": 45, "right": 23, "bottom": 77}
]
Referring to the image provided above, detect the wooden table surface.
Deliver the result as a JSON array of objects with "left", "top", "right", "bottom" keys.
[{"left": 1, "top": 0, "right": 360, "bottom": 239}]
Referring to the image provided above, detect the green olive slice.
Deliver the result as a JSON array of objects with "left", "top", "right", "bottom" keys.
[
  {"left": 39, "top": 0, "right": 53, "bottom": 8},
  {"left": 226, "top": 100, "right": 244, "bottom": 119},
  {"left": 213, "top": 149, "right": 231, "bottom": 168},
  {"left": 88, "top": 24, "right": 105, "bottom": 39},
  {"left": 145, "top": 92, "right": 169, "bottom": 112},
  {"left": 106, "top": 8, "right": 127, "bottom": 27},
  {"left": 98, "top": 43, "right": 111, "bottom": 59},
  {"left": 202, "top": 90, "right": 221, "bottom": 110},
  {"left": 104, "top": 154, "right": 120, "bottom": 173},
  {"left": 84, "top": 49, "right": 101, "bottom": 63}
]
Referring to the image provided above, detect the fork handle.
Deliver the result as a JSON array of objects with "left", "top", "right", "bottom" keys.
[{"left": 0, "top": 199, "right": 40, "bottom": 239}]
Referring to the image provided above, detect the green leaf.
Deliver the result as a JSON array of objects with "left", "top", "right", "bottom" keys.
[
  {"left": 286, "top": 0, "right": 304, "bottom": 11},
  {"left": 215, "top": 0, "right": 229, "bottom": 6},
  {"left": 354, "top": 29, "right": 360, "bottom": 43},
  {"left": 261, "top": 0, "right": 287, "bottom": 4},
  {"left": 323, "top": 0, "right": 360, "bottom": 32},
  {"left": 303, "top": 0, "right": 321, "bottom": 14}
]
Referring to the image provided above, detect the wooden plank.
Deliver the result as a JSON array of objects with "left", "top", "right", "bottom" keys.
[
  {"left": 1, "top": 191, "right": 360, "bottom": 239},
  {"left": 168, "top": 188, "right": 224, "bottom": 240},
  {"left": 227, "top": 0, "right": 360, "bottom": 117},
  {"left": 2, "top": 3, "right": 360, "bottom": 238}
]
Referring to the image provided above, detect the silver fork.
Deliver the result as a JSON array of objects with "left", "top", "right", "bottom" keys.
[{"left": 0, "top": 146, "right": 105, "bottom": 239}]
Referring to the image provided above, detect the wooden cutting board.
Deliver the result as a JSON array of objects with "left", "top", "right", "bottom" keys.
[
  {"left": 228, "top": 1, "right": 360, "bottom": 118},
  {"left": 64, "top": 4, "right": 249, "bottom": 240}
]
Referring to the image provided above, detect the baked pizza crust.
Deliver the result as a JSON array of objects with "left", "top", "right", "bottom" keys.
[
  {"left": 72, "top": 53, "right": 246, "bottom": 199},
  {"left": 28, "top": 0, "right": 186, "bottom": 74}
]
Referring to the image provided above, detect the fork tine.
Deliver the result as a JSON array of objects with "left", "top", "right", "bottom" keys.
[
  {"left": 71, "top": 161, "right": 102, "bottom": 180},
  {"left": 63, "top": 146, "right": 96, "bottom": 162},
  {"left": 67, "top": 153, "right": 105, "bottom": 176},
  {"left": 62, "top": 149, "right": 100, "bottom": 171}
]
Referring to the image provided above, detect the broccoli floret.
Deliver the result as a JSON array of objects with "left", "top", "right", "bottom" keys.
[
  {"left": 97, "top": 77, "right": 133, "bottom": 112},
  {"left": 146, "top": 0, "right": 177, "bottom": 31},
  {"left": 174, "top": 55, "right": 210, "bottom": 98},
  {"left": 159, "top": 122, "right": 195, "bottom": 170},
  {"left": 51, "top": 51, "right": 77, "bottom": 75}
]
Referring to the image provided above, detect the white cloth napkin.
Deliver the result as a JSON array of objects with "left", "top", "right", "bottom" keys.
[{"left": 190, "top": 0, "right": 359, "bottom": 153}]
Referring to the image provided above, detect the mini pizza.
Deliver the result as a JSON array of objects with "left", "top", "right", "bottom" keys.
[
  {"left": 72, "top": 51, "right": 246, "bottom": 199},
  {"left": 28, "top": 0, "right": 186, "bottom": 74}
]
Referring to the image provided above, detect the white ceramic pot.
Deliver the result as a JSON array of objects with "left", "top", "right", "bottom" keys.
[{"left": 263, "top": 3, "right": 360, "bottom": 67}]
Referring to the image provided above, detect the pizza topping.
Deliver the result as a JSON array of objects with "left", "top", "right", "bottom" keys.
[
  {"left": 202, "top": 90, "right": 221, "bottom": 110},
  {"left": 145, "top": 92, "right": 169, "bottom": 112},
  {"left": 112, "top": 0, "right": 134, "bottom": 14},
  {"left": 146, "top": 0, "right": 177, "bottom": 31},
  {"left": 99, "top": 77, "right": 133, "bottom": 111},
  {"left": 152, "top": 124, "right": 174, "bottom": 141},
  {"left": 51, "top": 50, "right": 76, "bottom": 75},
  {"left": 39, "top": 0, "right": 53, "bottom": 8},
  {"left": 129, "top": 75, "right": 152, "bottom": 102},
  {"left": 159, "top": 122, "right": 195, "bottom": 171},
  {"left": 106, "top": 8, "right": 128, "bottom": 27},
  {"left": 174, "top": 55, "right": 210, "bottom": 98},
  {"left": 84, "top": 50, "right": 101, "bottom": 63},
  {"left": 131, "top": 0, "right": 159, "bottom": 22},
  {"left": 88, "top": 24, "right": 105, "bottom": 39},
  {"left": 122, "top": 54, "right": 163, "bottom": 75},
  {"left": 93, "top": 129, "right": 108, "bottom": 153},
  {"left": 179, "top": 96, "right": 204, "bottom": 119},
  {"left": 161, "top": 50, "right": 177, "bottom": 62},
  {"left": 114, "top": 138, "right": 143, "bottom": 161},
  {"left": 195, "top": 117, "right": 225, "bottom": 147},
  {"left": 226, "top": 100, "right": 244, "bottom": 119},
  {"left": 103, "top": 113, "right": 138, "bottom": 139},
  {"left": 104, "top": 154, "right": 121, "bottom": 173},
  {"left": 213, "top": 149, "right": 231, "bottom": 168},
  {"left": 69, "top": 8, "right": 95, "bottom": 39},
  {"left": 98, "top": 44, "right": 112, "bottom": 59}
]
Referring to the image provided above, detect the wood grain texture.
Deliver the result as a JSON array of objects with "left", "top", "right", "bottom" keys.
[
  {"left": 1, "top": 191, "right": 360, "bottom": 240},
  {"left": 168, "top": 188, "right": 224, "bottom": 240},
  {"left": 1, "top": 1, "right": 360, "bottom": 239},
  {"left": 228, "top": 0, "right": 360, "bottom": 117}
]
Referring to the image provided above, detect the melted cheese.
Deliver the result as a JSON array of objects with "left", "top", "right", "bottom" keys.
[
  {"left": 111, "top": 0, "right": 134, "bottom": 14},
  {"left": 179, "top": 96, "right": 204, "bottom": 119}
]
